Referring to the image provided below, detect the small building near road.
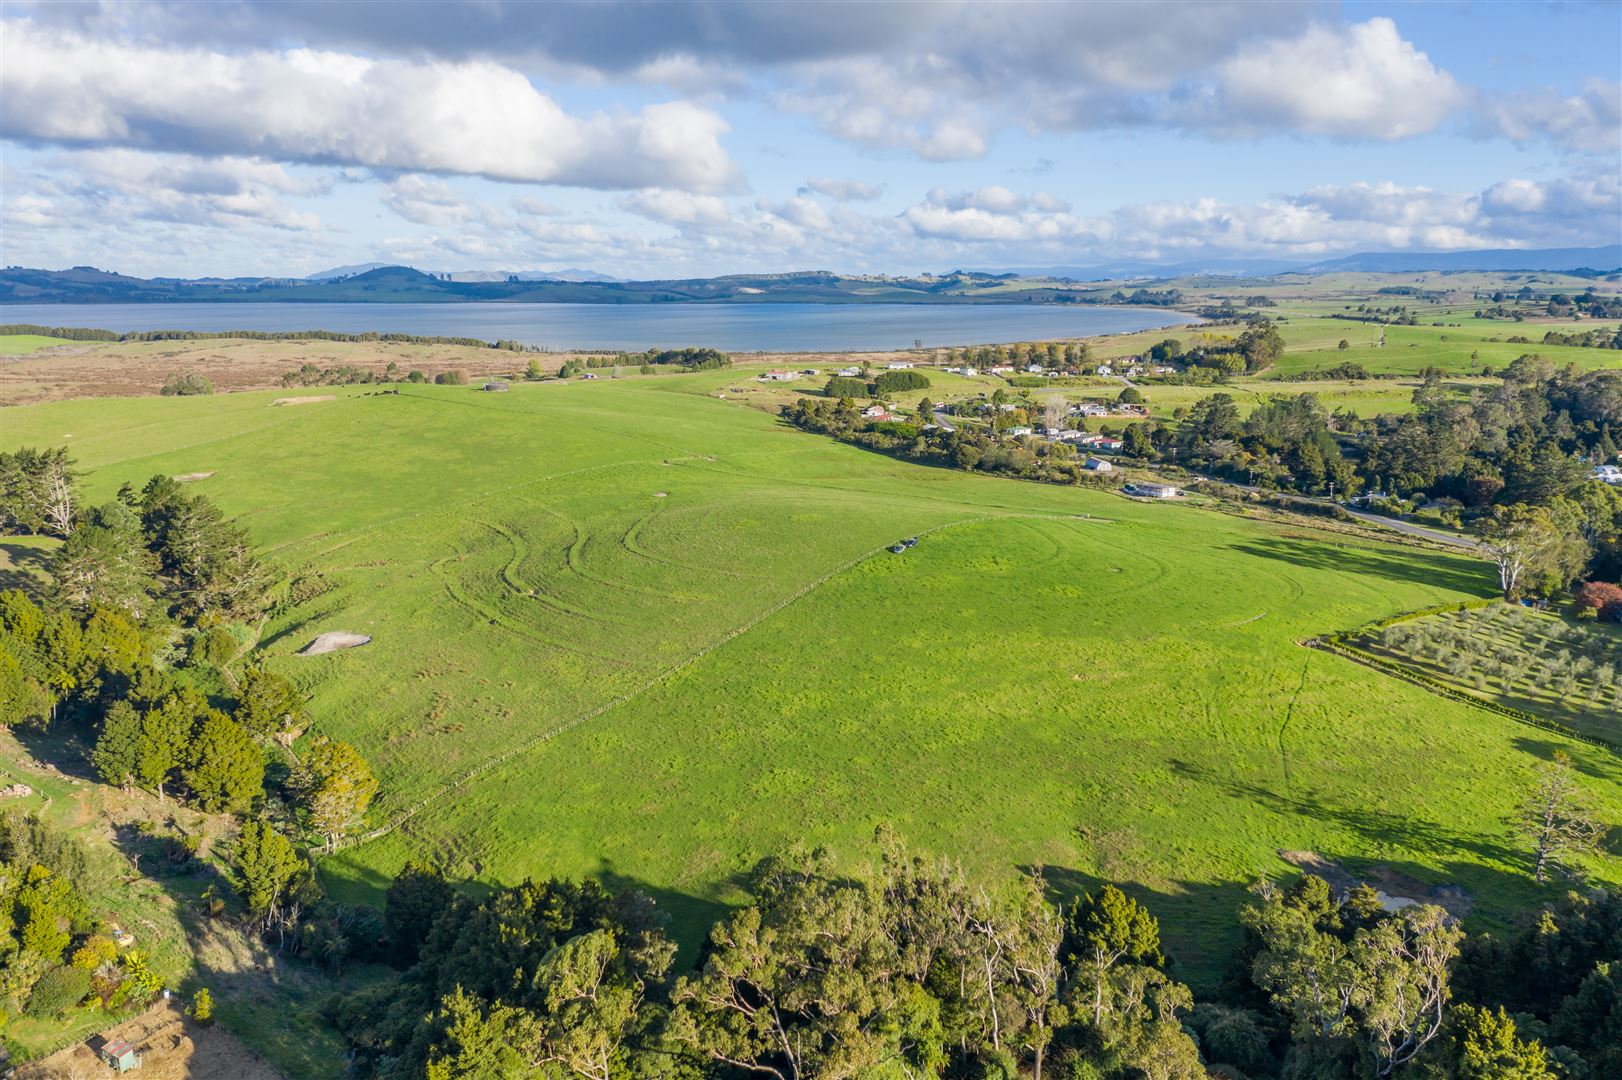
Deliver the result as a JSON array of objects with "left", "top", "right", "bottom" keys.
[
  {"left": 886, "top": 361, "right": 915, "bottom": 370},
  {"left": 99, "top": 1036, "right": 141, "bottom": 1073},
  {"left": 1596, "top": 464, "right": 1622, "bottom": 485},
  {"left": 1083, "top": 456, "right": 1114, "bottom": 472},
  {"left": 1128, "top": 482, "right": 1180, "bottom": 499}
]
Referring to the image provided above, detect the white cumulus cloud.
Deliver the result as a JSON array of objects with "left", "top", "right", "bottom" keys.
[
  {"left": 1214, "top": 18, "right": 1463, "bottom": 139},
  {"left": 0, "top": 19, "right": 740, "bottom": 192}
]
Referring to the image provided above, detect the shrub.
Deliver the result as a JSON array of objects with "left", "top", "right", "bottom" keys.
[
  {"left": 433, "top": 369, "right": 467, "bottom": 385},
  {"left": 824, "top": 376, "right": 870, "bottom": 399},
  {"left": 188, "top": 625, "right": 238, "bottom": 669},
  {"left": 26, "top": 965, "right": 92, "bottom": 1016},
  {"left": 189, "top": 986, "right": 214, "bottom": 1023},
  {"left": 1117, "top": 386, "right": 1144, "bottom": 404},
  {"left": 1574, "top": 580, "right": 1622, "bottom": 621},
  {"left": 70, "top": 935, "right": 118, "bottom": 970},
  {"left": 160, "top": 372, "right": 214, "bottom": 396},
  {"left": 873, "top": 370, "right": 931, "bottom": 394}
]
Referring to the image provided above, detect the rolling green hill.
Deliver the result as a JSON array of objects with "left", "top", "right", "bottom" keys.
[{"left": 6, "top": 370, "right": 1617, "bottom": 984}]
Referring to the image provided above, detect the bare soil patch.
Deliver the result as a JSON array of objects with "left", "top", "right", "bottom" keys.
[
  {"left": 300, "top": 631, "right": 372, "bottom": 655},
  {"left": 271, "top": 394, "right": 335, "bottom": 406},
  {"left": 1278, "top": 850, "right": 1472, "bottom": 916},
  {"left": 14, "top": 1000, "right": 285, "bottom": 1080},
  {"left": 172, "top": 472, "right": 215, "bottom": 482}
]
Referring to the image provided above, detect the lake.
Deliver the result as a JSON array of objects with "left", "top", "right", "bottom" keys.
[{"left": 0, "top": 301, "right": 1196, "bottom": 352}]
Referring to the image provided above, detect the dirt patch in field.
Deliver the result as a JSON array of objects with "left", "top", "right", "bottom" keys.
[
  {"left": 13, "top": 999, "right": 284, "bottom": 1080},
  {"left": 300, "top": 631, "right": 371, "bottom": 655},
  {"left": 1278, "top": 850, "right": 1473, "bottom": 916},
  {"left": 271, "top": 394, "right": 335, "bottom": 406},
  {"left": 173, "top": 471, "right": 215, "bottom": 482}
]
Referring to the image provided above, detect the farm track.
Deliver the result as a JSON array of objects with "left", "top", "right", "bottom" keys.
[{"left": 350, "top": 512, "right": 1101, "bottom": 848}]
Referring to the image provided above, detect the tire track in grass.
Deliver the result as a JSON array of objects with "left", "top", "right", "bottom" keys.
[
  {"left": 1278, "top": 657, "right": 1310, "bottom": 794},
  {"left": 532, "top": 505, "right": 676, "bottom": 599},
  {"left": 354, "top": 509, "right": 1117, "bottom": 848},
  {"left": 429, "top": 544, "right": 628, "bottom": 665},
  {"left": 479, "top": 518, "right": 619, "bottom": 625},
  {"left": 351, "top": 514, "right": 1000, "bottom": 847}
]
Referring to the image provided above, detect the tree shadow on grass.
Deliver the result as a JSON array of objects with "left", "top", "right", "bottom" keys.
[
  {"left": 13, "top": 724, "right": 100, "bottom": 783},
  {"left": 0, "top": 540, "right": 53, "bottom": 598},
  {"left": 1511, "top": 735, "right": 1622, "bottom": 780},
  {"left": 1226, "top": 536, "right": 1491, "bottom": 596}
]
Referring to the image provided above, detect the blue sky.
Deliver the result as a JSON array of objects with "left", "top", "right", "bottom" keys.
[{"left": 1, "top": 0, "right": 1617, "bottom": 278}]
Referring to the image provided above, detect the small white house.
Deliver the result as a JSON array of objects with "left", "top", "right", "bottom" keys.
[
  {"left": 989, "top": 365, "right": 1014, "bottom": 374},
  {"left": 887, "top": 361, "right": 915, "bottom": 370},
  {"left": 1094, "top": 436, "right": 1124, "bottom": 452},
  {"left": 1009, "top": 426, "right": 1033, "bottom": 436},
  {"left": 836, "top": 366, "right": 862, "bottom": 377},
  {"left": 760, "top": 370, "right": 798, "bottom": 382},
  {"left": 1596, "top": 465, "right": 1622, "bottom": 485},
  {"left": 1096, "top": 364, "right": 1114, "bottom": 376},
  {"left": 1026, "top": 364, "right": 1044, "bottom": 373},
  {"left": 862, "top": 404, "right": 892, "bottom": 418},
  {"left": 1130, "top": 482, "right": 1179, "bottom": 498}
]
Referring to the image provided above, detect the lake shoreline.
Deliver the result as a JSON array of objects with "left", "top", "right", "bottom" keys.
[{"left": 0, "top": 301, "right": 1199, "bottom": 353}]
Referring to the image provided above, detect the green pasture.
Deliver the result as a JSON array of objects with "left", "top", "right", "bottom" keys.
[
  {"left": 6, "top": 372, "right": 1619, "bottom": 990},
  {"left": 0, "top": 334, "right": 74, "bottom": 354}
]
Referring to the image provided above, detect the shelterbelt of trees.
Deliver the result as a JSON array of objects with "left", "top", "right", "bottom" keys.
[
  {"left": 325, "top": 820, "right": 1619, "bottom": 1080},
  {"left": 1, "top": 450, "right": 380, "bottom": 1025}
]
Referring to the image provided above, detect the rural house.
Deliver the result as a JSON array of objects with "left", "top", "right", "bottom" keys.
[{"left": 760, "top": 370, "right": 798, "bottom": 381}]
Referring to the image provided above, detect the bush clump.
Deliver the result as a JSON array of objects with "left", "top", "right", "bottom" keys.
[
  {"left": 26, "top": 965, "right": 92, "bottom": 1016},
  {"left": 160, "top": 372, "right": 214, "bottom": 396},
  {"left": 188, "top": 625, "right": 238, "bottom": 669}
]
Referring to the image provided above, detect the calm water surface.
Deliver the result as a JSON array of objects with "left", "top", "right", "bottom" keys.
[{"left": 0, "top": 301, "right": 1196, "bottom": 352}]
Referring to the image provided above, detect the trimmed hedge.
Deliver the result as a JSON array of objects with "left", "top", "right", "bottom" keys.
[
  {"left": 873, "top": 370, "right": 931, "bottom": 394},
  {"left": 824, "top": 376, "right": 871, "bottom": 399}
]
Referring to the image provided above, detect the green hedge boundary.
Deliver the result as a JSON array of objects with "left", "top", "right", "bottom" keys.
[{"left": 1309, "top": 600, "right": 1617, "bottom": 752}]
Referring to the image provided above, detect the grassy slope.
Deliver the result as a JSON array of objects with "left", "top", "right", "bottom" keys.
[{"left": 6, "top": 373, "right": 1619, "bottom": 990}]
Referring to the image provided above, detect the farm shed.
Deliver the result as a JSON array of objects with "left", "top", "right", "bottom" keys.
[
  {"left": 1083, "top": 457, "right": 1113, "bottom": 472},
  {"left": 483, "top": 381, "right": 510, "bottom": 392},
  {"left": 1132, "top": 483, "right": 1180, "bottom": 499},
  {"left": 99, "top": 1036, "right": 141, "bottom": 1072}
]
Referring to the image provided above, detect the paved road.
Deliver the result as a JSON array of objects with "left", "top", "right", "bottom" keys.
[
  {"left": 1195, "top": 476, "right": 1483, "bottom": 551},
  {"left": 932, "top": 409, "right": 957, "bottom": 431}
]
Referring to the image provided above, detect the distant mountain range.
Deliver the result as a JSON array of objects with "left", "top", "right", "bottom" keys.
[
  {"left": 1, "top": 246, "right": 1616, "bottom": 306},
  {"left": 990, "top": 245, "right": 1622, "bottom": 280},
  {"left": 304, "top": 263, "right": 620, "bottom": 282},
  {"left": 0, "top": 265, "right": 1165, "bottom": 306}
]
